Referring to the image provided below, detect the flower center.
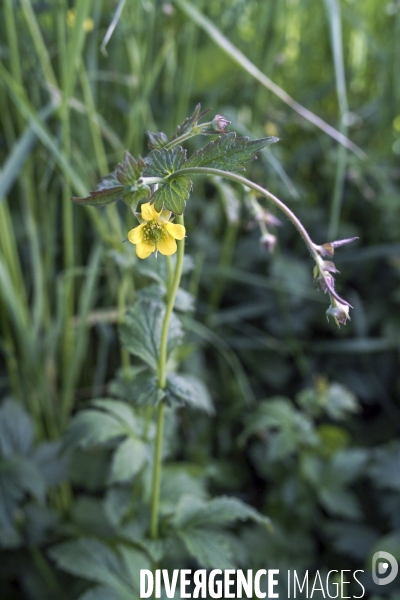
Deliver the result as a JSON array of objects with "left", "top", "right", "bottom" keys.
[{"left": 143, "top": 220, "right": 165, "bottom": 244}]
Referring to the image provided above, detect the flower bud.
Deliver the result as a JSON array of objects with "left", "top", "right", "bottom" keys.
[
  {"left": 147, "top": 131, "right": 168, "bottom": 149},
  {"left": 313, "top": 261, "right": 339, "bottom": 293},
  {"left": 326, "top": 300, "right": 350, "bottom": 327},
  {"left": 260, "top": 232, "right": 277, "bottom": 253},
  {"left": 317, "top": 237, "right": 359, "bottom": 257},
  {"left": 211, "top": 115, "right": 231, "bottom": 132},
  {"left": 255, "top": 209, "right": 282, "bottom": 228}
]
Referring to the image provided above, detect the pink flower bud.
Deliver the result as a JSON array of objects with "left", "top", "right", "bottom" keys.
[{"left": 212, "top": 115, "right": 231, "bottom": 132}]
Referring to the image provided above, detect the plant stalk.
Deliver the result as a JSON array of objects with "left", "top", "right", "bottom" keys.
[
  {"left": 150, "top": 215, "right": 185, "bottom": 540},
  {"left": 171, "top": 167, "right": 318, "bottom": 258}
]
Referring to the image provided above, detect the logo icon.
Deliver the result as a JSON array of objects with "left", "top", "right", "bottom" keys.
[{"left": 372, "top": 551, "right": 398, "bottom": 586}]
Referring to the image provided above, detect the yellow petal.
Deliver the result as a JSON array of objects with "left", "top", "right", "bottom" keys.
[
  {"left": 165, "top": 222, "right": 186, "bottom": 240},
  {"left": 136, "top": 241, "right": 155, "bottom": 259},
  {"left": 157, "top": 233, "right": 177, "bottom": 256},
  {"left": 141, "top": 202, "right": 160, "bottom": 221},
  {"left": 127, "top": 223, "right": 145, "bottom": 245}
]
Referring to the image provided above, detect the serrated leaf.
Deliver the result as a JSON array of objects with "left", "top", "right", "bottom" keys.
[
  {"left": 108, "top": 438, "right": 147, "bottom": 484},
  {"left": 0, "top": 398, "right": 34, "bottom": 457},
  {"left": 104, "top": 488, "right": 132, "bottom": 527},
  {"left": 118, "top": 546, "right": 152, "bottom": 590},
  {"left": 116, "top": 152, "right": 145, "bottom": 186},
  {"left": 173, "top": 494, "right": 271, "bottom": 529},
  {"left": 109, "top": 368, "right": 162, "bottom": 407},
  {"left": 166, "top": 374, "right": 214, "bottom": 414},
  {"left": 152, "top": 176, "right": 192, "bottom": 214},
  {"left": 90, "top": 399, "right": 138, "bottom": 432},
  {"left": 144, "top": 146, "right": 187, "bottom": 178},
  {"left": 65, "top": 410, "right": 134, "bottom": 449},
  {"left": 184, "top": 132, "right": 279, "bottom": 172},
  {"left": 119, "top": 300, "right": 183, "bottom": 371},
  {"left": 72, "top": 186, "right": 124, "bottom": 207},
  {"left": 174, "top": 288, "right": 195, "bottom": 312},
  {"left": 135, "top": 255, "right": 168, "bottom": 285},
  {"left": 136, "top": 283, "right": 165, "bottom": 303},
  {"left": 48, "top": 538, "right": 133, "bottom": 598},
  {"left": 129, "top": 372, "right": 163, "bottom": 407},
  {"left": 178, "top": 528, "right": 234, "bottom": 569}
]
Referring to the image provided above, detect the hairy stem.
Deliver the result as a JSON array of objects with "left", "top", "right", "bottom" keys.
[
  {"left": 171, "top": 167, "right": 318, "bottom": 260},
  {"left": 150, "top": 215, "right": 185, "bottom": 540}
]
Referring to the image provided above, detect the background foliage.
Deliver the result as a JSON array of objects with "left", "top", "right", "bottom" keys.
[{"left": 0, "top": 0, "right": 399, "bottom": 598}]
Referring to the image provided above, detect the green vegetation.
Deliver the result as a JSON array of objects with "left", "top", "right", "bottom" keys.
[{"left": 0, "top": 0, "right": 399, "bottom": 598}]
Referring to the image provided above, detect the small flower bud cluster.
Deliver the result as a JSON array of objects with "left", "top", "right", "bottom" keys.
[{"left": 312, "top": 237, "right": 358, "bottom": 327}]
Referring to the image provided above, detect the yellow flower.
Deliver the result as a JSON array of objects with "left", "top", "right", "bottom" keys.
[{"left": 128, "top": 202, "right": 185, "bottom": 259}]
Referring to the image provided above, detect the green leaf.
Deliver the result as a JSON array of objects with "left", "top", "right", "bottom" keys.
[
  {"left": 166, "top": 373, "right": 214, "bottom": 414},
  {"left": 144, "top": 146, "right": 187, "bottom": 178},
  {"left": 109, "top": 368, "right": 162, "bottom": 407},
  {"left": 129, "top": 372, "right": 163, "bottom": 407},
  {"left": 178, "top": 528, "right": 234, "bottom": 569},
  {"left": 175, "top": 288, "right": 195, "bottom": 312},
  {"left": 0, "top": 398, "right": 34, "bottom": 457},
  {"left": 152, "top": 176, "right": 192, "bottom": 214},
  {"left": 0, "top": 456, "right": 47, "bottom": 548},
  {"left": 122, "top": 187, "right": 150, "bottom": 210},
  {"left": 48, "top": 538, "right": 134, "bottom": 598},
  {"left": 108, "top": 438, "right": 147, "bottom": 484},
  {"left": 120, "top": 300, "right": 183, "bottom": 371},
  {"left": 33, "top": 441, "right": 67, "bottom": 487},
  {"left": 240, "top": 398, "right": 318, "bottom": 459},
  {"left": 115, "top": 152, "right": 145, "bottom": 186},
  {"left": 65, "top": 403, "right": 137, "bottom": 449},
  {"left": 91, "top": 399, "right": 138, "bottom": 432},
  {"left": 71, "top": 187, "right": 124, "bottom": 207},
  {"left": 135, "top": 255, "right": 168, "bottom": 285},
  {"left": 173, "top": 494, "right": 271, "bottom": 530},
  {"left": 184, "top": 131, "right": 278, "bottom": 172},
  {"left": 118, "top": 546, "right": 152, "bottom": 591}
]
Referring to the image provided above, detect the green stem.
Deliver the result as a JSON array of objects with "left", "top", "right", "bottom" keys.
[
  {"left": 150, "top": 215, "right": 185, "bottom": 540},
  {"left": 170, "top": 168, "right": 318, "bottom": 260}
]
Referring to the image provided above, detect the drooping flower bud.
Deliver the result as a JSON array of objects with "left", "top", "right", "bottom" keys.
[
  {"left": 317, "top": 237, "right": 359, "bottom": 257},
  {"left": 211, "top": 115, "right": 231, "bottom": 133},
  {"left": 260, "top": 232, "right": 277, "bottom": 253},
  {"left": 313, "top": 261, "right": 339, "bottom": 293},
  {"left": 326, "top": 299, "right": 350, "bottom": 327}
]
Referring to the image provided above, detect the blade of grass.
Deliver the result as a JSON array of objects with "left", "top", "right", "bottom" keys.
[
  {"left": 61, "top": 244, "right": 102, "bottom": 427},
  {"left": 19, "top": 0, "right": 58, "bottom": 89},
  {"left": 0, "top": 104, "right": 56, "bottom": 203},
  {"left": 100, "top": 0, "right": 127, "bottom": 56},
  {"left": 324, "top": 0, "right": 350, "bottom": 240}
]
